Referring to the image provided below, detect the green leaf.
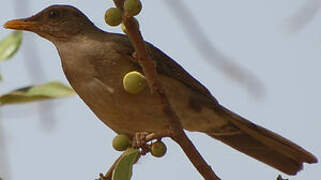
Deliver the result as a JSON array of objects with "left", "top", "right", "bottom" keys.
[
  {"left": 112, "top": 148, "right": 139, "bottom": 180},
  {"left": 0, "top": 81, "right": 75, "bottom": 105},
  {"left": 0, "top": 31, "right": 23, "bottom": 62}
]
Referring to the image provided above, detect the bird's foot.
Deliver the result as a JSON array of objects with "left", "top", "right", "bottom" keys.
[
  {"left": 133, "top": 132, "right": 150, "bottom": 155},
  {"left": 133, "top": 131, "right": 171, "bottom": 155}
]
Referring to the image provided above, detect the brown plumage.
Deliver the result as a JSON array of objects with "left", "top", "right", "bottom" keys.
[{"left": 4, "top": 5, "right": 317, "bottom": 175}]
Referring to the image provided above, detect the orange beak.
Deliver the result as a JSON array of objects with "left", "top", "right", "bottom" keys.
[{"left": 4, "top": 18, "right": 39, "bottom": 31}]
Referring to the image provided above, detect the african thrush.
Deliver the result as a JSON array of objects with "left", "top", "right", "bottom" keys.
[{"left": 4, "top": 5, "right": 317, "bottom": 175}]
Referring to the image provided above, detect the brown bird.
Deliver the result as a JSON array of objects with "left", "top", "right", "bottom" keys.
[{"left": 4, "top": 5, "right": 317, "bottom": 175}]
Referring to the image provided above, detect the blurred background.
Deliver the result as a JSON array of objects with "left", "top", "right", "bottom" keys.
[{"left": 0, "top": 0, "right": 320, "bottom": 179}]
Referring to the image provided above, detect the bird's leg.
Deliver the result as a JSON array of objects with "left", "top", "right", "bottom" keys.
[{"left": 133, "top": 131, "right": 171, "bottom": 154}]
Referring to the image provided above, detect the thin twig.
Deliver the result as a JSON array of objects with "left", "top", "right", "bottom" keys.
[
  {"left": 103, "top": 154, "right": 123, "bottom": 180},
  {"left": 112, "top": 1, "right": 221, "bottom": 179},
  {"left": 285, "top": 0, "right": 321, "bottom": 32},
  {"left": 276, "top": 175, "right": 288, "bottom": 180}
]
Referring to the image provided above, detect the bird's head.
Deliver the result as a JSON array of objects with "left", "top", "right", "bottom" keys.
[{"left": 4, "top": 5, "right": 95, "bottom": 42}]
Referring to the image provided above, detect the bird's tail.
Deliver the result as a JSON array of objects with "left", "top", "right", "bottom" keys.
[{"left": 207, "top": 105, "right": 318, "bottom": 175}]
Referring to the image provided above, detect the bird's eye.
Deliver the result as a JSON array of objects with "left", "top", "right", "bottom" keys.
[{"left": 48, "top": 10, "right": 59, "bottom": 19}]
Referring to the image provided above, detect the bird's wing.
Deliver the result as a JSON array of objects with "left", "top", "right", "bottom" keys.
[
  {"left": 108, "top": 33, "right": 218, "bottom": 105},
  {"left": 146, "top": 43, "right": 218, "bottom": 104}
]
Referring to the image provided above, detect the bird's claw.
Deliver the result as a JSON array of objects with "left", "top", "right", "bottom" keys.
[
  {"left": 133, "top": 132, "right": 150, "bottom": 155},
  {"left": 133, "top": 131, "right": 171, "bottom": 155}
]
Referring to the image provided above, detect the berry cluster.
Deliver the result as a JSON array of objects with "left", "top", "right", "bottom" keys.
[
  {"left": 105, "top": 0, "right": 141, "bottom": 33},
  {"left": 112, "top": 135, "right": 167, "bottom": 158}
]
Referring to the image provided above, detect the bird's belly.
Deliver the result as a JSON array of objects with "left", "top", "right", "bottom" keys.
[{"left": 74, "top": 74, "right": 228, "bottom": 136}]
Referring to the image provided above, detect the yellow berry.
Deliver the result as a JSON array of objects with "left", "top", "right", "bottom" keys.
[
  {"left": 123, "top": 71, "right": 146, "bottom": 94},
  {"left": 105, "top": 8, "right": 122, "bottom": 26},
  {"left": 151, "top": 141, "right": 167, "bottom": 158},
  {"left": 124, "top": 0, "right": 142, "bottom": 17},
  {"left": 121, "top": 23, "right": 127, "bottom": 34},
  {"left": 112, "top": 134, "right": 131, "bottom": 151}
]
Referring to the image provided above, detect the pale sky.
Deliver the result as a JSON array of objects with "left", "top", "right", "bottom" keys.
[{"left": 0, "top": 0, "right": 320, "bottom": 180}]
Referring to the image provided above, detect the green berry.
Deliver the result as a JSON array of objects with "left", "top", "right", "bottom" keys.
[
  {"left": 123, "top": 71, "right": 146, "bottom": 94},
  {"left": 151, "top": 141, "right": 167, "bottom": 158},
  {"left": 124, "top": 0, "right": 142, "bottom": 17},
  {"left": 112, "top": 134, "right": 131, "bottom": 151},
  {"left": 105, "top": 8, "right": 122, "bottom": 26}
]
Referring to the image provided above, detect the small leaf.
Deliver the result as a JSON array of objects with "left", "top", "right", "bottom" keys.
[
  {"left": 0, "top": 31, "right": 23, "bottom": 62},
  {"left": 0, "top": 81, "right": 75, "bottom": 105},
  {"left": 112, "top": 148, "right": 139, "bottom": 180},
  {"left": 26, "top": 81, "right": 75, "bottom": 97}
]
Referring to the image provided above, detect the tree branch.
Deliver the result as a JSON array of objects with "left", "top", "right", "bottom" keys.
[
  {"left": 111, "top": 1, "right": 221, "bottom": 179},
  {"left": 103, "top": 155, "right": 122, "bottom": 180}
]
